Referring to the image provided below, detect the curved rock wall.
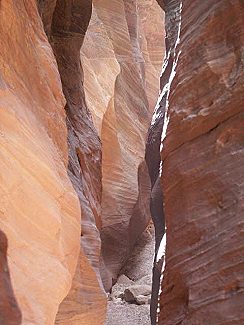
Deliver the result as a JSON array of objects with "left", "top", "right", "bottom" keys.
[
  {"left": 3, "top": 1, "right": 241, "bottom": 324},
  {"left": 81, "top": 0, "right": 165, "bottom": 288},
  {"left": 0, "top": 1, "right": 106, "bottom": 324},
  {"left": 0, "top": 0, "right": 164, "bottom": 323},
  {"left": 156, "top": 0, "right": 244, "bottom": 324},
  {"left": 146, "top": 0, "right": 181, "bottom": 322},
  {"left": 0, "top": 1, "right": 81, "bottom": 322},
  {"left": 48, "top": 1, "right": 107, "bottom": 323}
]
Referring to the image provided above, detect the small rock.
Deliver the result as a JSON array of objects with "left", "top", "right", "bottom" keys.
[
  {"left": 114, "top": 298, "right": 123, "bottom": 304},
  {"left": 111, "top": 275, "right": 134, "bottom": 299},
  {"left": 124, "top": 284, "right": 151, "bottom": 303},
  {"left": 135, "top": 295, "right": 151, "bottom": 305}
]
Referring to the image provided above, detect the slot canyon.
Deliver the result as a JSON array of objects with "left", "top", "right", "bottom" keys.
[{"left": 0, "top": 0, "right": 243, "bottom": 325}]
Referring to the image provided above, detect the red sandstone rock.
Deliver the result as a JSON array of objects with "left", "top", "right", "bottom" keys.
[
  {"left": 81, "top": 0, "right": 165, "bottom": 288},
  {"left": 157, "top": 0, "right": 244, "bottom": 324},
  {"left": 47, "top": 1, "right": 107, "bottom": 322},
  {"left": 0, "top": 1, "right": 80, "bottom": 321},
  {"left": 0, "top": 1, "right": 106, "bottom": 324}
]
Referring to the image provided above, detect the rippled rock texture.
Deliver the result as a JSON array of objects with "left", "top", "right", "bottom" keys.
[
  {"left": 0, "top": 0, "right": 165, "bottom": 323},
  {"left": 156, "top": 0, "right": 244, "bottom": 324},
  {"left": 0, "top": 1, "right": 106, "bottom": 324},
  {"left": 0, "top": 1, "right": 80, "bottom": 322},
  {"left": 81, "top": 0, "right": 165, "bottom": 289}
]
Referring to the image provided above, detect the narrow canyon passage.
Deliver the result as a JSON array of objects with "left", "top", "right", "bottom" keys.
[
  {"left": 0, "top": 0, "right": 243, "bottom": 325},
  {"left": 105, "top": 224, "right": 155, "bottom": 325},
  {"left": 80, "top": 1, "right": 166, "bottom": 323},
  {"left": 40, "top": 0, "right": 166, "bottom": 323},
  {"left": 0, "top": 0, "right": 166, "bottom": 323}
]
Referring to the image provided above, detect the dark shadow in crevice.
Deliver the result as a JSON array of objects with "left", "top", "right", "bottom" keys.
[
  {"left": 146, "top": 1, "right": 183, "bottom": 323},
  {"left": 0, "top": 230, "right": 22, "bottom": 325}
]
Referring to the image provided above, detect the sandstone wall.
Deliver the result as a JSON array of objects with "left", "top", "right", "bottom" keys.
[
  {"left": 0, "top": 1, "right": 106, "bottom": 324},
  {"left": 81, "top": 0, "right": 165, "bottom": 288},
  {"left": 145, "top": 0, "right": 180, "bottom": 321},
  {"left": 156, "top": 0, "right": 244, "bottom": 324},
  {"left": 0, "top": 1, "right": 80, "bottom": 322}
]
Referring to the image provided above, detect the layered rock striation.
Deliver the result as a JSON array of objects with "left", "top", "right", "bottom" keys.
[
  {"left": 146, "top": 0, "right": 181, "bottom": 322},
  {"left": 1, "top": 1, "right": 106, "bottom": 324},
  {"left": 4, "top": 1, "right": 242, "bottom": 324},
  {"left": 81, "top": 0, "right": 165, "bottom": 289},
  {"left": 0, "top": 0, "right": 164, "bottom": 323},
  {"left": 154, "top": 0, "right": 244, "bottom": 324},
  {"left": 0, "top": 1, "right": 82, "bottom": 322}
]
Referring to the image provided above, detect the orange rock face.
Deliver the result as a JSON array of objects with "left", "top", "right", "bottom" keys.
[
  {"left": 81, "top": 0, "right": 165, "bottom": 288},
  {"left": 0, "top": 1, "right": 106, "bottom": 324},
  {"left": 0, "top": 1, "right": 80, "bottom": 322},
  {"left": 156, "top": 0, "right": 244, "bottom": 324},
  {"left": 1, "top": 0, "right": 242, "bottom": 324},
  {"left": 0, "top": 0, "right": 165, "bottom": 322}
]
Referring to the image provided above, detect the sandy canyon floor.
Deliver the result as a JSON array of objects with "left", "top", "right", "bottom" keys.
[{"left": 106, "top": 225, "right": 155, "bottom": 325}]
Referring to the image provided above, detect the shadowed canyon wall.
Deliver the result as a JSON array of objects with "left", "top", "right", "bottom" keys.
[
  {"left": 146, "top": 0, "right": 181, "bottom": 322},
  {"left": 0, "top": 230, "right": 22, "bottom": 324},
  {"left": 46, "top": 1, "right": 107, "bottom": 323},
  {"left": 153, "top": 0, "right": 244, "bottom": 324}
]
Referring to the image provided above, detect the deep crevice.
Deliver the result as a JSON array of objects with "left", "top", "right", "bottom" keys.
[
  {"left": 146, "top": 1, "right": 182, "bottom": 324},
  {"left": 38, "top": 1, "right": 105, "bottom": 322},
  {"left": 38, "top": 0, "right": 167, "bottom": 323}
]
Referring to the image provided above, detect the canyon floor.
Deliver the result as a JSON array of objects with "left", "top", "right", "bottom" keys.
[{"left": 106, "top": 225, "right": 155, "bottom": 325}]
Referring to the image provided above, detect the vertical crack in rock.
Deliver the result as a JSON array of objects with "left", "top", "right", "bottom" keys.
[
  {"left": 38, "top": 0, "right": 166, "bottom": 322},
  {"left": 146, "top": 0, "right": 182, "bottom": 324}
]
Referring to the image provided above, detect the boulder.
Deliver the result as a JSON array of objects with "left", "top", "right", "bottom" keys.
[
  {"left": 111, "top": 275, "right": 134, "bottom": 299},
  {"left": 124, "top": 285, "right": 152, "bottom": 303},
  {"left": 135, "top": 295, "right": 151, "bottom": 305}
]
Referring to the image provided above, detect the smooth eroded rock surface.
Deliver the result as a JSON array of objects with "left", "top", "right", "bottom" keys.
[
  {"left": 0, "top": 1, "right": 81, "bottom": 323},
  {"left": 46, "top": 1, "right": 107, "bottom": 322},
  {"left": 81, "top": 0, "right": 165, "bottom": 288},
  {"left": 1, "top": 1, "right": 106, "bottom": 324}
]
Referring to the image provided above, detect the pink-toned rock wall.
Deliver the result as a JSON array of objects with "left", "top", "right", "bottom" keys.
[
  {"left": 157, "top": 0, "right": 244, "bottom": 324},
  {"left": 81, "top": 0, "right": 165, "bottom": 289},
  {"left": 0, "top": 1, "right": 106, "bottom": 324},
  {"left": 0, "top": 1, "right": 80, "bottom": 322}
]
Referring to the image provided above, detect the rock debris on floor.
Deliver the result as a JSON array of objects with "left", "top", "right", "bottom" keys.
[{"left": 106, "top": 225, "right": 155, "bottom": 325}]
